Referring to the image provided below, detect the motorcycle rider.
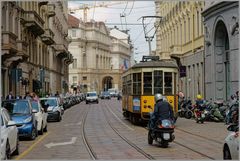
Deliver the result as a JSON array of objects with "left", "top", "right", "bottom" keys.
[
  {"left": 195, "top": 94, "right": 205, "bottom": 111},
  {"left": 149, "top": 93, "right": 174, "bottom": 129}
]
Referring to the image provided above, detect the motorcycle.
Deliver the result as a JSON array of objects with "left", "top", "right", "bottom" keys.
[
  {"left": 194, "top": 108, "right": 205, "bottom": 123},
  {"left": 148, "top": 119, "right": 175, "bottom": 148},
  {"left": 178, "top": 99, "right": 193, "bottom": 119}
]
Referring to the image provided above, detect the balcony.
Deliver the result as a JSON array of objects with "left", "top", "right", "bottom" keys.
[
  {"left": 1, "top": 31, "right": 18, "bottom": 58},
  {"left": 22, "top": 11, "right": 45, "bottom": 36},
  {"left": 64, "top": 52, "right": 74, "bottom": 65},
  {"left": 47, "top": 4, "right": 56, "bottom": 17},
  {"left": 170, "top": 45, "right": 182, "bottom": 56},
  {"left": 16, "top": 40, "right": 29, "bottom": 60},
  {"left": 53, "top": 44, "right": 68, "bottom": 59},
  {"left": 41, "top": 29, "right": 55, "bottom": 45}
]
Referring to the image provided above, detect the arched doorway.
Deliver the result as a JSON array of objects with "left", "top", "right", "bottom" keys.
[
  {"left": 214, "top": 20, "right": 230, "bottom": 100},
  {"left": 102, "top": 76, "right": 113, "bottom": 91}
]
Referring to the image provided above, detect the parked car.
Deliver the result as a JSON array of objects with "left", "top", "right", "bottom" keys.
[
  {"left": 40, "top": 97, "right": 62, "bottom": 122},
  {"left": 223, "top": 124, "right": 239, "bottom": 160},
  {"left": 2, "top": 99, "right": 38, "bottom": 140},
  {"left": 31, "top": 100, "right": 48, "bottom": 134},
  {"left": 0, "top": 108, "right": 19, "bottom": 159},
  {"left": 86, "top": 91, "right": 99, "bottom": 104}
]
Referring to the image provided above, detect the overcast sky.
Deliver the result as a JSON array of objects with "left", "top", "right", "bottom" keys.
[{"left": 68, "top": 1, "right": 156, "bottom": 62}]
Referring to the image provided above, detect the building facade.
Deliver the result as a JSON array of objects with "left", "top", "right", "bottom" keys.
[
  {"left": 68, "top": 16, "right": 132, "bottom": 94},
  {"left": 202, "top": 1, "right": 239, "bottom": 101},
  {"left": 1, "top": 1, "right": 72, "bottom": 98},
  {"left": 155, "top": 1, "right": 205, "bottom": 100}
]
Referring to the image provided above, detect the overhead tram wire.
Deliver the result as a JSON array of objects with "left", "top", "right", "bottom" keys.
[
  {"left": 133, "top": 18, "right": 153, "bottom": 43},
  {"left": 92, "top": 1, "right": 96, "bottom": 20}
]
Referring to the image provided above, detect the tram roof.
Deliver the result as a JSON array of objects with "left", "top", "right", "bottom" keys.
[{"left": 131, "top": 59, "right": 178, "bottom": 69}]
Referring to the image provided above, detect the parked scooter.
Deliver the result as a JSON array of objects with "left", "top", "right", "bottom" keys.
[
  {"left": 193, "top": 104, "right": 206, "bottom": 123},
  {"left": 148, "top": 119, "right": 175, "bottom": 148},
  {"left": 178, "top": 99, "right": 193, "bottom": 119}
]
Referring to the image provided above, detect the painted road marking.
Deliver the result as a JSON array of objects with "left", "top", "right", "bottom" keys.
[
  {"left": 15, "top": 132, "right": 50, "bottom": 160},
  {"left": 45, "top": 137, "right": 77, "bottom": 148}
]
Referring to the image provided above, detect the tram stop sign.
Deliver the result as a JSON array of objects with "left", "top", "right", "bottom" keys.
[{"left": 179, "top": 66, "right": 186, "bottom": 77}]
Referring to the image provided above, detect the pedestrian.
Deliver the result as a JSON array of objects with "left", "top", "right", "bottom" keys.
[
  {"left": 30, "top": 92, "right": 39, "bottom": 101},
  {"left": 24, "top": 92, "right": 32, "bottom": 100},
  {"left": 55, "top": 91, "right": 59, "bottom": 97},
  {"left": 6, "top": 91, "right": 14, "bottom": 100}
]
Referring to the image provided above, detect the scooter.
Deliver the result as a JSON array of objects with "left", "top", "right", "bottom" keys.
[{"left": 148, "top": 119, "right": 175, "bottom": 148}]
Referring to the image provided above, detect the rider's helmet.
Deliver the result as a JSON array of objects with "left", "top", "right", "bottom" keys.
[
  {"left": 196, "top": 94, "right": 202, "bottom": 100},
  {"left": 154, "top": 93, "right": 163, "bottom": 103}
]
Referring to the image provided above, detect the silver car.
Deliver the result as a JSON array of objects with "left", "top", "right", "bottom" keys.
[{"left": 40, "top": 98, "right": 62, "bottom": 122}]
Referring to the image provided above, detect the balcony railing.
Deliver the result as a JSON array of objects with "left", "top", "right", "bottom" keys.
[
  {"left": 47, "top": 4, "right": 56, "bottom": 17},
  {"left": 1, "top": 31, "right": 18, "bottom": 54},
  {"left": 41, "top": 29, "right": 55, "bottom": 45},
  {"left": 22, "top": 11, "right": 45, "bottom": 36}
]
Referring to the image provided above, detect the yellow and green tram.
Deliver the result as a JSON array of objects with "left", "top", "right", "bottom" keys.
[{"left": 122, "top": 57, "right": 179, "bottom": 124}]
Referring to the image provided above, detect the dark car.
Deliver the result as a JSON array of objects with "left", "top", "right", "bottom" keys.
[{"left": 102, "top": 91, "right": 111, "bottom": 99}]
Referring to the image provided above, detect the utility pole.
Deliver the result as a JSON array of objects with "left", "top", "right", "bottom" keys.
[{"left": 140, "top": 16, "right": 162, "bottom": 56}]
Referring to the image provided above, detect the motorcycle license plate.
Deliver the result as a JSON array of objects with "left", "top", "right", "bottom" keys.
[
  {"left": 163, "top": 133, "right": 170, "bottom": 140},
  {"left": 201, "top": 114, "right": 205, "bottom": 117}
]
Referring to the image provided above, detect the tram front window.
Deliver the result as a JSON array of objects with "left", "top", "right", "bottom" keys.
[
  {"left": 144, "top": 72, "right": 152, "bottom": 95},
  {"left": 164, "top": 72, "right": 173, "bottom": 94},
  {"left": 154, "top": 71, "right": 163, "bottom": 94}
]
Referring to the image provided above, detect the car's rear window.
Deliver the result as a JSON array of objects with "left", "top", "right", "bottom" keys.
[{"left": 87, "top": 93, "right": 97, "bottom": 97}]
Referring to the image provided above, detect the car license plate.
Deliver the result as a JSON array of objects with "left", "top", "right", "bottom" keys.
[{"left": 163, "top": 133, "right": 170, "bottom": 140}]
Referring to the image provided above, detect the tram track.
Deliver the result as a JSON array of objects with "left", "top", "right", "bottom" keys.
[
  {"left": 103, "top": 102, "right": 155, "bottom": 160},
  {"left": 81, "top": 105, "right": 98, "bottom": 160},
  {"left": 109, "top": 99, "right": 219, "bottom": 160}
]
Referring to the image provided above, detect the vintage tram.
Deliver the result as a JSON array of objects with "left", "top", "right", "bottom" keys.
[{"left": 122, "top": 56, "right": 179, "bottom": 124}]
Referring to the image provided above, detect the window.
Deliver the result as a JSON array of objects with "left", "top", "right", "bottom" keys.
[
  {"left": 154, "top": 71, "right": 163, "bottom": 94},
  {"left": 72, "top": 29, "right": 76, "bottom": 37},
  {"left": 126, "top": 74, "right": 132, "bottom": 95},
  {"left": 73, "top": 76, "right": 77, "bottom": 83},
  {"left": 143, "top": 72, "right": 152, "bottom": 95},
  {"left": 83, "top": 76, "right": 87, "bottom": 81},
  {"left": 164, "top": 72, "right": 172, "bottom": 95},
  {"left": 72, "top": 59, "right": 77, "bottom": 68},
  {"left": 133, "top": 73, "right": 141, "bottom": 95}
]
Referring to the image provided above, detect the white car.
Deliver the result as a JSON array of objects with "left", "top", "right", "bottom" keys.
[
  {"left": 86, "top": 91, "right": 99, "bottom": 104},
  {"left": 40, "top": 97, "right": 62, "bottom": 122},
  {"left": 31, "top": 100, "right": 48, "bottom": 135},
  {"left": 223, "top": 124, "right": 239, "bottom": 160},
  {"left": 0, "top": 108, "right": 19, "bottom": 160}
]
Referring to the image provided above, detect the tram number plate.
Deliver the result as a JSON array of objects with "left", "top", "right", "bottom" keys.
[{"left": 163, "top": 133, "right": 170, "bottom": 140}]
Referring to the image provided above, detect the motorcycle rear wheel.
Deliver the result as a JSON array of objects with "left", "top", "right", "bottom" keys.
[{"left": 148, "top": 131, "right": 153, "bottom": 145}]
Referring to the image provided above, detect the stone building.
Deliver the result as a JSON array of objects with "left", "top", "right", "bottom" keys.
[
  {"left": 155, "top": 1, "right": 205, "bottom": 100},
  {"left": 202, "top": 1, "right": 239, "bottom": 101},
  {"left": 68, "top": 15, "right": 132, "bottom": 94},
  {"left": 1, "top": 1, "right": 72, "bottom": 98}
]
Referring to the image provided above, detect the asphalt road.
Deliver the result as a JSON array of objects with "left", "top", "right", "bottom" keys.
[{"left": 13, "top": 98, "right": 229, "bottom": 160}]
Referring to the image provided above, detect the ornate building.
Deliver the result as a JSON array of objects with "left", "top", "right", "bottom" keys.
[
  {"left": 155, "top": 1, "right": 205, "bottom": 100},
  {"left": 1, "top": 1, "right": 72, "bottom": 98},
  {"left": 202, "top": 1, "right": 239, "bottom": 101},
  {"left": 68, "top": 15, "right": 132, "bottom": 94}
]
